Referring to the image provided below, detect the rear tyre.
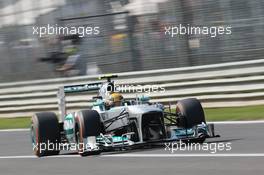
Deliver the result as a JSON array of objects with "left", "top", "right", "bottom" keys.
[
  {"left": 75, "top": 110, "right": 101, "bottom": 156},
  {"left": 176, "top": 98, "right": 206, "bottom": 128},
  {"left": 31, "top": 112, "right": 60, "bottom": 157}
]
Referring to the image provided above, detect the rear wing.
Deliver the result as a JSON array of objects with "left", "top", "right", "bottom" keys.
[
  {"left": 63, "top": 82, "right": 102, "bottom": 93},
  {"left": 57, "top": 82, "right": 102, "bottom": 121},
  {"left": 57, "top": 74, "right": 118, "bottom": 121}
]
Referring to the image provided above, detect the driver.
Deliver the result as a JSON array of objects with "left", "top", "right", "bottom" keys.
[{"left": 106, "top": 92, "right": 124, "bottom": 107}]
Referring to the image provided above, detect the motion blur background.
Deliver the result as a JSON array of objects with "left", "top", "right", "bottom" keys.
[{"left": 0, "top": 0, "right": 264, "bottom": 82}]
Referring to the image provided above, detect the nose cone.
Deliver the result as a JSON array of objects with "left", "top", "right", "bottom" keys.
[{"left": 127, "top": 104, "right": 162, "bottom": 114}]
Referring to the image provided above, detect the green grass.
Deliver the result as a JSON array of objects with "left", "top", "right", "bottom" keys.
[
  {"left": 204, "top": 105, "right": 264, "bottom": 121},
  {"left": 0, "top": 117, "right": 31, "bottom": 129},
  {"left": 0, "top": 105, "right": 263, "bottom": 129}
]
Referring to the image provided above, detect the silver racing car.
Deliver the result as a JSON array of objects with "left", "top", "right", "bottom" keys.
[{"left": 30, "top": 75, "right": 219, "bottom": 157}]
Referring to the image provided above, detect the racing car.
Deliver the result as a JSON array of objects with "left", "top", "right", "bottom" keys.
[{"left": 30, "top": 75, "right": 219, "bottom": 157}]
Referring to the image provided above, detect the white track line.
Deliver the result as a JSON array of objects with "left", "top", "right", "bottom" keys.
[
  {"left": 0, "top": 155, "right": 80, "bottom": 159},
  {"left": 0, "top": 128, "right": 29, "bottom": 132},
  {"left": 208, "top": 120, "right": 264, "bottom": 124},
  {"left": 0, "top": 155, "right": 36, "bottom": 159},
  {"left": 1, "top": 154, "right": 264, "bottom": 159},
  {"left": 102, "top": 153, "right": 264, "bottom": 158}
]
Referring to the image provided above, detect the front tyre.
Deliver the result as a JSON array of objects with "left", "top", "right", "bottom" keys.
[
  {"left": 75, "top": 110, "right": 101, "bottom": 156},
  {"left": 31, "top": 112, "right": 61, "bottom": 157},
  {"left": 176, "top": 98, "right": 206, "bottom": 128}
]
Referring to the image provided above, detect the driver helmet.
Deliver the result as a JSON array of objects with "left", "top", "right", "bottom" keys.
[{"left": 109, "top": 92, "right": 123, "bottom": 107}]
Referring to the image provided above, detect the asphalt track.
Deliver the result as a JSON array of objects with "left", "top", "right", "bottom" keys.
[{"left": 0, "top": 122, "right": 264, "bottom": 175}]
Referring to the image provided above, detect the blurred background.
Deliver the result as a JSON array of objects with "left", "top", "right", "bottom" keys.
[{"left": 0, "top": 0, "right": 264, "bottom": 82}]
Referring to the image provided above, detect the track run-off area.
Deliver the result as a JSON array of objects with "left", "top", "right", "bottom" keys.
[{"left": 0, "top": 121, "right": 264, "bottom": 175}]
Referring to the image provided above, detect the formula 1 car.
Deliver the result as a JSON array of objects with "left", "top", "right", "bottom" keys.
[{"left": 30, "top": 75, "right": 219, "bottom": 157}]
